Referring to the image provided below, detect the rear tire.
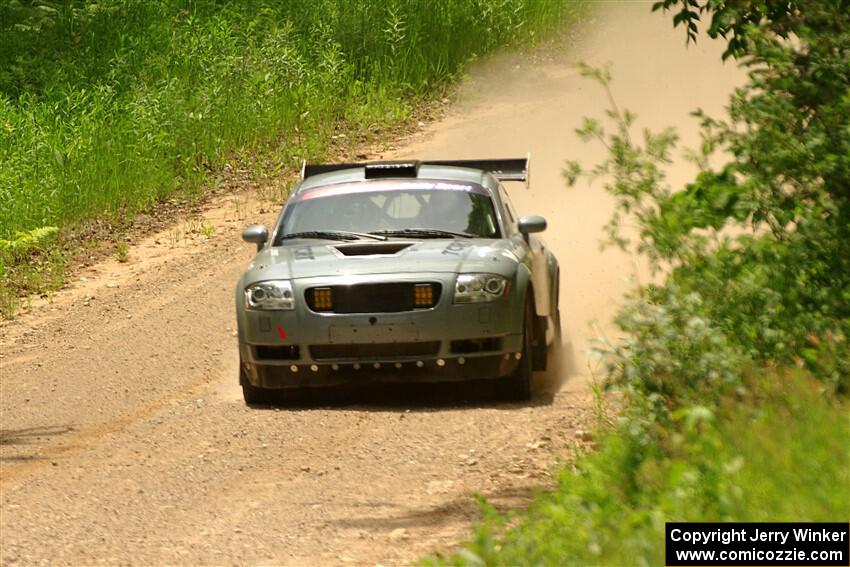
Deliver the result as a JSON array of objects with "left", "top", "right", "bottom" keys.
[
  {"left": 532, "top": 314, "right": 548, "bottom": 371},
  {"left": 504, "top": 300, "right": 534, "bottom": 401}
]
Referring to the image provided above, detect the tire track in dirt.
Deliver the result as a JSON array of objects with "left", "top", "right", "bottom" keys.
[{"left": 0, "top": 3, "right": 744, "bottom": 565}]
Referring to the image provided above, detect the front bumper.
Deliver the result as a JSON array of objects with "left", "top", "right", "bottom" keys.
[
  {"left": 241, "top": 349, "right": 521, "bottom": 388},
  {"left": 237, "top": 272, "right": 524, "bottom": 389}
]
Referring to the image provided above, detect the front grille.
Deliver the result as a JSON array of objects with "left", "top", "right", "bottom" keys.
[
  {"left": 450, "top": 337, "right": 503, "bottom": 354},
  {"left": 305, "top": 282, "right": 441, "bottom": 313},
  {"left": 254, "top": 345, "right": 301, "bottom": 360},
  {"left": 310, "top": 342, "right": 441, "bottom": 360}
]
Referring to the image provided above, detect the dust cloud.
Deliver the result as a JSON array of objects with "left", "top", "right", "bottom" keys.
[{"left": 395, "top": 2, "right": 745, "bottom": 386}]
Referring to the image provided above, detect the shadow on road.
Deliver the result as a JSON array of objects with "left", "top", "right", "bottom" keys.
[
  {"left": 0, "top": 425, "right": 74, "bottom": 463},
  {"left": 247, "top": 377, "right": 558, "bottom": 411},
  {"left": 0, "top": 425, "right": 74, "bottom": 447},
  {"left": 328, "top": 483, "right": 539, "bottom": 531},
  {"left": 246, "top": 365, "right": 585, "bottom": 413}
]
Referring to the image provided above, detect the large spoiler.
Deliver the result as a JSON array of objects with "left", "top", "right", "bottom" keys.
[{"left": 301, "top": 156, "right": 530, "bottom": 186}]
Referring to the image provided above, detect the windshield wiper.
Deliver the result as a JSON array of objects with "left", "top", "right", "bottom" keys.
[
  {"left": 370, "top": 228, "right": 475, "bottom": 239},
  {"left": 281, "top": 230, "right": 386, "bottom": 241}
]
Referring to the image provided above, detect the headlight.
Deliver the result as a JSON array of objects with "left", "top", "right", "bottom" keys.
[
  {"left": 454, "top": 274, "right": 509, "bottom": 303},
  {"left": 244, "top": 280, "right": 295, "bottom": 310}
]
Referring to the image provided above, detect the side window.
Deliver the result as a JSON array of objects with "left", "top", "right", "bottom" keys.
[{"left": 499, "top": 186, "right": 517, "bottom": 228}]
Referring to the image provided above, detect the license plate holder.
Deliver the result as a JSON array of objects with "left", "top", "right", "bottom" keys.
[{"left": 328, "top": 322, "right": 419, "bottom": 343}]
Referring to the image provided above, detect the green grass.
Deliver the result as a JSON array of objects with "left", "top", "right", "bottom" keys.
[
  {"left": 0, "top": 0, "right": 584, "bottom": 317},
  {"left": 0, "top": 0, "right": 586, "bottom": 318},
  {"left": 427, "top": 373, "right": 850, "bottom": 566},
  {"left": 0, "top": 0, "right": 583, "bottom": 239}
]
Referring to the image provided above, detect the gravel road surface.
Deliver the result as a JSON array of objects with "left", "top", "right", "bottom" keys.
[{"left": 0, "top": 4, "right": 743, "bottom": 565}]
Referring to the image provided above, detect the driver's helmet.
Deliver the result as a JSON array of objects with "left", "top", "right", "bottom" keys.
[
  {"left": 418, "top": 190, "right": 470, "bottom": 231},
  {"left": 327, "top": 193, "right": 383, "bottom": 232}
]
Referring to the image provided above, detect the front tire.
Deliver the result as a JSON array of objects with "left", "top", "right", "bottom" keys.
[
  {"left": 504, "top": 300, "right": 534, "bottom": 401},
  {"left": 532, "top": 314, "right": 548, "bottom": 371},
  {"left": 240, "top": 364, "right": 275, "bottom": 405}
]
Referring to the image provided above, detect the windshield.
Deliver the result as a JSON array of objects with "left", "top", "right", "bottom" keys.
[{"left": 275, "top": 181, "right": 500, "bottom": 243}]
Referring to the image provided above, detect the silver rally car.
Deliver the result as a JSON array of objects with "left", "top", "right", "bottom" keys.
[{"left": 235, "top": 158, "right": 560, "bottom": 403}]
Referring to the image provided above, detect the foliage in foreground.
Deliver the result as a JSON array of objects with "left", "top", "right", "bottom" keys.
[
  {"left": 427, "top": 375, "right": 850, "bottom": 566},
  {"left": 430, "top": 0, "right": 849, "bottom": 564}
]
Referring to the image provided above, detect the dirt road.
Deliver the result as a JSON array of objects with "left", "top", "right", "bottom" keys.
[{"left": 0, "top": 4, "right": 743, "bottom": 565}]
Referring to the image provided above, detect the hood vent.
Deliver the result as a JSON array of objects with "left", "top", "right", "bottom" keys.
[{"left": 334, "top": 242, "right": 413, "bottom": 256}]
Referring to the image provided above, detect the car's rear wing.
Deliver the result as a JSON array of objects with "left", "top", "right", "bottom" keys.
[{"left": 301, "top": 156, "right": 530, "bottom": 186}]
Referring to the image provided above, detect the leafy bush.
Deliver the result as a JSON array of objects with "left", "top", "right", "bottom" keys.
[
  {"left": 0, "top": 226, "right": 58, "bottom": 259},
  {"left": 601, "top": 285, "right": 744, "bottom": 406},
  {"left": 0, "top": 225, "right": 64, "bottom": 319}
]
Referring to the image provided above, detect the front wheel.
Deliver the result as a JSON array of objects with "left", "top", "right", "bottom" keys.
[
  {"left": 240, "top": 364, "right": 275, "bottom": 405},
  {"left": 503, "top": 300, "right": 534, "bottom": 401}
]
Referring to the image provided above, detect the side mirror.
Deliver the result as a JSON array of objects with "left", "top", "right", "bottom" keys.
[
  {"left": 518, "top": 215, "right": 547, "bottom": 238},
  {"left": 242, "top": 224, "right": 269, "bottom": 252}
]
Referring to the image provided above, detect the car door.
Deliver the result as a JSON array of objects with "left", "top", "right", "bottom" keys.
[{"left": 498, "top": 185, "right": 553, "bottom": 318}]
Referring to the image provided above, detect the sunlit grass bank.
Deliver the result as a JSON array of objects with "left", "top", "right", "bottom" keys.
[
  {"left": 428, "top": 374, "right": 850, "bottom": 566},
  {"left": 0, "top": 0, "right": 586, "bottom": 317},
  {"left": 0, "top": 0, "right": 582, "bottom": 239}
]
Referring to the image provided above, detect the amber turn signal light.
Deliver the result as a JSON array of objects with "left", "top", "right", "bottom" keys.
[
  {"left": 413, "top": 283, "right": 435, "bottom": 307},
  {"left": 312, "top": 287, "right": 333, "bottom": 310}
]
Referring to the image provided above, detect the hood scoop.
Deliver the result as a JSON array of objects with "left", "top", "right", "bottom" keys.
[{"left": 334, "top": 242, "right": 413, "bottom": 256}]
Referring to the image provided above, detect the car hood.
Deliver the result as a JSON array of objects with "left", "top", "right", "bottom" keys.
[{"left": 244, "top": 238, "right": 522, "bottom": 281}]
